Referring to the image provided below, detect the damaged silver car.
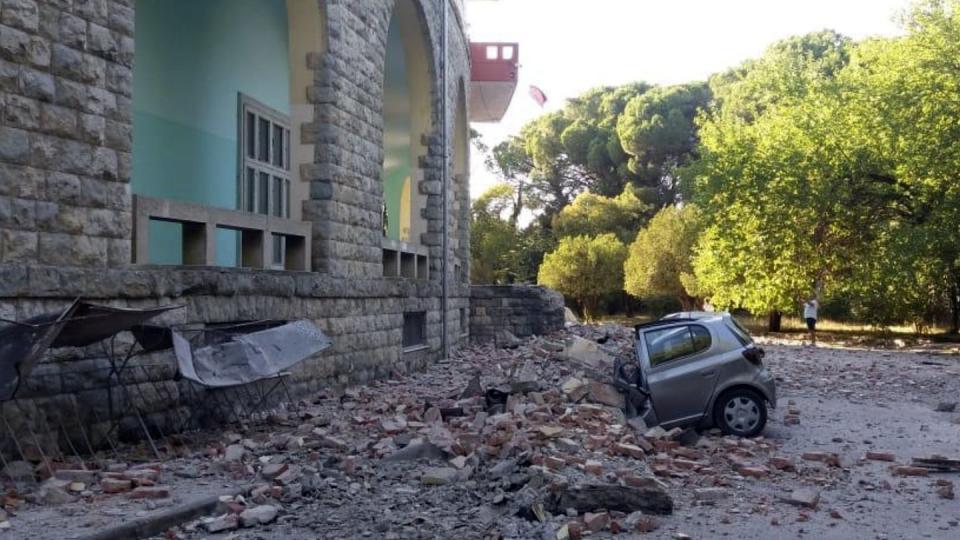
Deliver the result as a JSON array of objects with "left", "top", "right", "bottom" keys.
[{"left": 614, "top": 312, "right": 776, "bottom": 437}]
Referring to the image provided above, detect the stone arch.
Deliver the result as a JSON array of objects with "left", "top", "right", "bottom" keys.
[
  {"left": 381, "top": 0, "right": 436, "bottom": 246},
  {"left": 286, "top": 0, "right": 328, "bottom": 224},
  {"left": 452, "top": 77, "right": 470, "bottom": 283}
]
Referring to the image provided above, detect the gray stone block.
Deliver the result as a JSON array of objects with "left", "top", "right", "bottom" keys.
[{"left": 0, "top": 125, "right": 29, "bottom": 164}]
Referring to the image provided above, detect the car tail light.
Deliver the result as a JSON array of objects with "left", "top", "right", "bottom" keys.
[{"left": 742, "top": 346, "right": 765, "bottom": 366}]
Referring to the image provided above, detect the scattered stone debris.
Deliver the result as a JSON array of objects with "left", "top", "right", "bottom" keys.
[
  {"left": 934, "top": 479, "right": 955, "bottom": 500},
  {"left": 782, "top": 488, "right": 820, "bottom": 509},
  {"left": 2, "top": 323, "right": 960, "bottom": 539}
]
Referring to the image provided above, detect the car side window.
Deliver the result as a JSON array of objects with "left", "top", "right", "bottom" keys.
[
  {"left": 645, "top": 324, "right": 712, "bottom": 367},
  {"left": 691, "top": 325, "right": 711, "bottom": 351}
]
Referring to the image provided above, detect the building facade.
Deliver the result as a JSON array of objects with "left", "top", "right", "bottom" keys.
[{"left": 0, "top": 0, "right": 566, "bottom": 448}]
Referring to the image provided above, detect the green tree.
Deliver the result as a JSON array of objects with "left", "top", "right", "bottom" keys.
[
  {"left": 837, "top": 0, "right": 960, "bottom": 330},
  {"left": 470, "top": 184, "right": 521, "bottom": 284},
  {"left": 486, "top": 83, "right": 666, "bottom": 224},
  {"left": 624, "top": 205, "right": 703, "bottom": 309},
  {"left": 552, "top": 185, "right": 651, "bottom": 243},
  {"left": 617, "top": 82, "right": 712, "bottom": 204},
  {"left": 537, "top": 234, "right": 627, "bottom": 320},
  {"left": 688, "top": 31, "right": 907, "bottom": 320}
]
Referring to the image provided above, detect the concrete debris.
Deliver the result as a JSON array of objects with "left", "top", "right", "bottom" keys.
[
  {"left": 421, "top": 467, "right": 458, "bottom": 486},
  {"left": 239, "top": 505, "right": 279, "bottom": 527},
  {"left": 224, "top": 444, "right": 246, "bottom": 462},
  {"left": 587, "top": 381, "right": 626, "bottom": 408},
  {"left": 560, "top": 336, "right": 616, "bottom": 371},
  {"left": 935, "top": 480, "right": 954, "bottom": 500},
  {"left": 783, "top": 488, "right": 820, "bottom": 509},
  {"left": 4, "top": 323, "right": 959, "bottom": 540},
  {"left": 548, "top": 483, "right": 673, "bottom": 515},
  {"left": 202, "top": 514, "right": 240, "bottom": 533}
]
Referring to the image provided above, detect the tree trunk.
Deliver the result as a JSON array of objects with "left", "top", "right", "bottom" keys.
[
  {"left": 510, "top": 180, "right": 523, "bottom": 228},
  {"left": 950, "top": 278, "right": 960, "bottom": 335},
  {"left": 768, "top": 311, "right": 782, "bottom": 332}
]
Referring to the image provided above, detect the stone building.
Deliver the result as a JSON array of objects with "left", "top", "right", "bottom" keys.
[{"left": 0, "top": 0, "right": 563, "bottom": 448}]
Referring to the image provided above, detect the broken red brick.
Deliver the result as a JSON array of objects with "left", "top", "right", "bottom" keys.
[
  {"left": 583, "top": 460, "right": 603, "bottom": 475},
  {"left": 130, "top": 486, "right": 170, "bottom": 499},
  {"left": 123, "top": 469, "right": 160, "bottom": 485},
  {"left": 583, "top": 512, "right": 609, "bottom": 533},
  {"left": 768, "top": 456, "right": 796, "bottom": 471},
  {"left": 673, "top": 458, "right": 700, "bottom": 471},
  {"left": 738, "top": 466, "right": 770, "bottom": 479},
  {"left": 623, "top": 475, "right": 661, "bottom": 489},
  {"left": 935, "top": 480, "right": 955, "bottom": 500},
  {"left": 865, "top": 451, "right": 896, "bottom": 462},
  {"left": 802, "top": 451, "right": 840, "bottom": 467},
  {"left": 261, "top": 463, "right": 288, "bottom": 480},
  {"left": 543, "top": 456, "right": 565, "bottom": 470},
  {"left": 891, "top": 465, "right": 928, "bottom": 477},
  {"left": 100, "top": 478, "right": 133, "bottom": 494},
  {"left": 612, "top": 443, "right": 646, "bottom": 460}
]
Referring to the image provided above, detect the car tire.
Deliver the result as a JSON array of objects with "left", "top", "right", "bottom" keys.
[{"left": 714, "top": 388, "right": 767, "bottom": 437}]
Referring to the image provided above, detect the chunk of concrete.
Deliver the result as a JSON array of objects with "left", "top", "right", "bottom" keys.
[
  {"left": 421, "top": 467, "right": 458, "bottom": 486},
  {"left": 239, "top": 505, "right": 278, "bottom": 527},
  {"left": 587, "top": 381, "right": 625, "bottom": 408},
  {"left": 547, "top": 483, "right": 673, "bottom": 515},
  {"left": 782, "top": 488, "right": 820, "bottom": 509},
  {"left": 561, "top": 337, "right": 615, "bottom": 370}
]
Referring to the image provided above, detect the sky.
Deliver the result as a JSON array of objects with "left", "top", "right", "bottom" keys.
[{"left": 465, "top": 0, "right": 913, "bottom": 198}]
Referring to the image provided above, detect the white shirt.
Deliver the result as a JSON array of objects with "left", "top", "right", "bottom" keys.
[{"left": 803, "top": 300, "right": 818, "bottom": 320}]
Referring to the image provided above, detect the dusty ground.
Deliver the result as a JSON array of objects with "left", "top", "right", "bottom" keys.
[{"left": 2, "top": 325, "right": 959, "bottom": 540}]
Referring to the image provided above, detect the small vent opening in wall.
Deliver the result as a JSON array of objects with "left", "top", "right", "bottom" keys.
[{"left": 403, "top": 311, "right": 427, "bottom": 349}]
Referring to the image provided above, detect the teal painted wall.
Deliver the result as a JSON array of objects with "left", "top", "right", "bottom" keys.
[
  {"left": 132, "top": 0, "right": 290, "bottom": 265},
  {"left": 383, "top": 14, "right": 413, "bottom": 242}
]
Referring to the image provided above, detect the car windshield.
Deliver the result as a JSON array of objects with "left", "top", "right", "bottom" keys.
[{"left": 726, "top": 316, "right": 753, "bottom": 345}]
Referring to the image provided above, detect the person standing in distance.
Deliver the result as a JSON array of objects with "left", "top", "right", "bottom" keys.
[{"left": 803, "top": 296, "right": 819, "bottom": 346}]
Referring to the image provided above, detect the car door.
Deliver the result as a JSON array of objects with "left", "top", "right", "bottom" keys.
[{"left": 640, "top": 324, "right": 720, "bottom": 426}]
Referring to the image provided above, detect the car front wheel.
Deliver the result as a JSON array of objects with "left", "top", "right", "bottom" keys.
[{"left": 714, "top": 389, "right": 767, "bottom": 437}]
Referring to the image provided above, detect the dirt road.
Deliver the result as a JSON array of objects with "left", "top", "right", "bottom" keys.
[{"left": 663, "top": 341, "right": 960, "bottom": 540}]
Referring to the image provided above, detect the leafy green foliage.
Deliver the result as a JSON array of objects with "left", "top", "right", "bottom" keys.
[
  {"left": 617, "top": 82, "right": 711, "bottom": 203},
  {"left": 470, "top": 183, "right": 556, "bottom": 285},
  {"left": 624, "top": 205, "right": 703, "bottom": 308},
  {"left": 552, "top": 186, "right": 651, "bottom": 243},
  {"left": 537, "top": 234, "right": 628, "bottom": 320},
  {"left": 486, "top": 82, "right": 693, "bottom": 224},
  {"left": 475, "top": 2, "right": 960, "bottom": 329}
]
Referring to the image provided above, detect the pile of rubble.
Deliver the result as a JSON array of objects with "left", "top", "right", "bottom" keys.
[{"left": 2, "top": 323, "right": 959, "bottom": 539}]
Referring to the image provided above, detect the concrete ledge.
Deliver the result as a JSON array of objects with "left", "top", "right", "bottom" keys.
[
  {"left": 75, "top": 488, "right": 244, "bottom": 540},
  {"left": 133, "top": 195, "right": 312, "bottom": 270}
]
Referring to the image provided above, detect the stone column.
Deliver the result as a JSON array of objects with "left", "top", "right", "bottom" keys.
[{"left": 0, "top": 0, "right": 135, "bottom": 267}]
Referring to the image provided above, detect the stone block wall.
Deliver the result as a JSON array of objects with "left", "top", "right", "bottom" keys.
[
  {"left": 470, "top": 285, "right": 566, "bottom": 343},
  {"left": 0, "top": 0, "right": 480, "bottom": 454},
  {"left": 0, "top": 0, "right": 134, "bottom": 267},
  {"left": 0, "top": 263, "right": 471, "bottom": 454}
]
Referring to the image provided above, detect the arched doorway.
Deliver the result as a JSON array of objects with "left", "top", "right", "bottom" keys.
[{"left": 382, "top": 0, "right": 433, "bottom": 246}]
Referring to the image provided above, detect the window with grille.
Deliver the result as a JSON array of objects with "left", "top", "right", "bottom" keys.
[
  {"left": 403, "top": 311, "right": 427, "bottom": 349},
  {"left": 238, "top": 95, "right": 291, "bottom": 268}
]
